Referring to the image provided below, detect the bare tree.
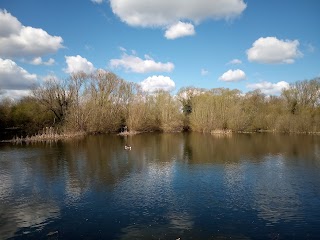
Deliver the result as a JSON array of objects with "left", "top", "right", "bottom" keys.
[
  {"left": 65, "top": 72, "right": 89, "bottom": 131},
  {"left": 81, "top": 70, "right": 138, "bottom": 133},
  {"left": 282, "top": 78, "right": 320, "bottom": 114},
  {"left": 32, "top": 77, "right": 74, "bottom": 124}
]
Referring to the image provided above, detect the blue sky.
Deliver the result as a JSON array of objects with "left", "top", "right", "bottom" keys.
[{"left": 0, "top": 0, "right": 319, "bottom": 99}]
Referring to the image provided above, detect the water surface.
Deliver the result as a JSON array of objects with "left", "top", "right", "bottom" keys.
[{"left": 1, "top": 133, "right": 320, "bottom": 239}]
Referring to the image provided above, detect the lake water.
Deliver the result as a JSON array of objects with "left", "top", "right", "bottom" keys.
[{"left": 1, "top": 133, "right": 320, "bottom": 239}]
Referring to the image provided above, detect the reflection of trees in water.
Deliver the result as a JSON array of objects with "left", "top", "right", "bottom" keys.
[
  {"left": 61, "top": 135, "right": 128, "bottom": 197},
  {"left": 183, "top": 133, "right": 320, "bottom": 164},
  {"left": 187, "top": 133, "right": 320, "bottom": 226},
  {"left": 1, "top": 133, "right": 319, "bottom": 237},
  {"left": 60, "top": 133, "right": 185, "bottom": 196},
  {"left": 1, "top": 134, "right": 319, "bottom": 194},
  {"left": 1, "top": 133, "right": 319, "bottom": 197},
  {"left": 130, "top": 133, "right": 184, "bottom": 163}
]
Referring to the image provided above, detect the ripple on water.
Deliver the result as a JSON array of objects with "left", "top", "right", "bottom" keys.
[
  {"left": 0, "top": 199, "right": 60, "bottom": 239},
  {"left": 1, "top": 133, "right": 320, "bottom": 239}
]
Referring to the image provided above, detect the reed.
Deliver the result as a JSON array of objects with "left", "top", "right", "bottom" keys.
[
  {"left": 211, "top": 129, "right": 232, "bottom": 135},
  {"left": 8, "top": 127, "right": 85, "bottom": 143},
  {"left": 117, "top": 130, "right": 140, "bottom": 136}
]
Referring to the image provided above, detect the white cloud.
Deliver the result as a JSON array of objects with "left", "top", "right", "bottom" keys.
[
  {"left": 219, "top": 69, "right": 246, "bottom": 82},
  {"left": 247, "top": 37, "right": 302, "bottom": 64},
  {"left": 0, "top": 9, "right": 21, "bottom": 37},
  {"left": 0, "top": 58, "right": 37, "bottom": 90},
  {"left": 64, "top": 55, "right": 96, "bottom": 74},
  {"left": 42, "top": 74, "right": 60, "bottom": 83},
  {"left": 201, "top": 68, "right": 209, "bottom": 76},
  {"left": 228, "top": 58, "right": 242, "bottom": 65},
  {"left": 0, "top": 89, "right": 32, "bottom": 100},
  {"left": 140, "top": 75, "right": 175, "bottom": 92},
  {"left": 110, "top": 0, "right": 247, "bottom": 27},
  {"left": 110, "top": 54, "right": 174, "bottom": 73},
  {"left": 0, "top": 9, "right": 63, "bottom": 58},
  {"left": 91, "top": 0, "right": 104, "bottom": 4},
  {"left": 247, "top": 81, "right": 290, "bottom": 95},
  {"left": 165, "top": 21, "right": 195, "bottom": 39},
  {"left": 178, "top": 88, "right": 204, "bottom": 100},
  {"left": 30, "top": 57, "right": 55, "bottom": 66}
]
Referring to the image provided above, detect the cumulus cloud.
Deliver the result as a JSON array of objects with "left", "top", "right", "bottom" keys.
[
  {"left": 247, "top": 37, "right": 302, "bottom": 64},
  {"left": 110, "top": 0, "right": 246, "bottom": 39},
  {"left": 247, "top": 81, "right": 290, "bottom": 95},
  {"left": 30, "top": 57, "right": 55, "bottom": 66},
  {"left": 0, "top": 9, "right": 63, "bottom": 58},
  {"left": 42, "top": 73, "right": 60, "bottom": 83},
  {"left": 0, "top": 89, "right": 32, "bottom": 100},
  {"left": 228, "top": 58, "right": 242, "bottom": 65},
  {"left": 165, "top": 21, "right": 195, "bottom": 39},
  {"left": 0, "top": 9, "right": 21, "bottom": 37},
  {"left": 0, "top": 58, "right": 37, "bottom": 90},
  {"left": 110, "top": 0, "right": 246, "bottom": 27},
  {"left": 219, "top": 69, "right": 246, "bottom": 82},
  {"left": 140, "top": 75, "right": 175, "bottom": 92},
  {"left": 64, "top": 55, "right": 96, "bottom": 74},
  {"left": 110, "top": 54, "right": 174, "bottom": 73}
]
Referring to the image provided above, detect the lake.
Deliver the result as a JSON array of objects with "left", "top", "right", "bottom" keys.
[{"left": 1, "top": 133, "right": 320, "bottom": 239}]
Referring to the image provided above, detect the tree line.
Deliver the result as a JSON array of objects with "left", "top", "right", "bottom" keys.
[{"left": 1, "top": 70, "right": 319, "bottom": 137}]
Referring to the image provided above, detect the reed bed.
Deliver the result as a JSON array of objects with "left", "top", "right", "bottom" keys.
[{"left": 7, "top": 127, "right": 85, "bottom": 143}]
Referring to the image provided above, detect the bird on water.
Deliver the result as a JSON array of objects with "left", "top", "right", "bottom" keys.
[{"left": 125, "top": 145, "right": 131, "bottom": 150}]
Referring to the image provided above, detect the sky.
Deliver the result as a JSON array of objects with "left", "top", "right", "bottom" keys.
[{"left": 0, "top": 0, "right": 319, "bottom": 99}]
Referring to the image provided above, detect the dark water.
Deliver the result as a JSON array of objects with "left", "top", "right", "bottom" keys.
[{"left": 1, "top": 133, "right": 320, "bottom": 239}]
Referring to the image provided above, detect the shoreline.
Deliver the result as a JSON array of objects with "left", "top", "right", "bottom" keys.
[
  {"left": 2, "top": 129, "right": 320, "bottom": 144},
  {"left": 2, "top": 131, "right": 85, "bottom": 143},
  {"left": 117, "top": 130, "right": 141, "bottom": 136}
]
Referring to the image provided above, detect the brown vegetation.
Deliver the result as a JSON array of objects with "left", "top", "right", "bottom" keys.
[
  {"left": 1, "top": 71, "right": 319, "bottom": 142},
  {"left": 5, "top": 127, "right": 85, "bottom": 143}
]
